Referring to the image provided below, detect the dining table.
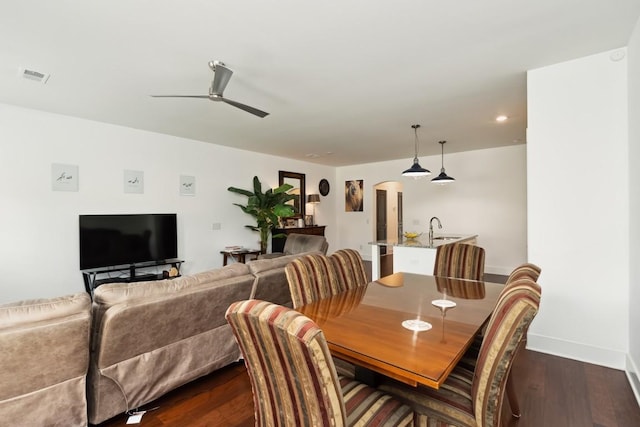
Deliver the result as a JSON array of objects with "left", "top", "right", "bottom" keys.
[{"left": 297, "top": 272, "right": 503, "bottom": 389}]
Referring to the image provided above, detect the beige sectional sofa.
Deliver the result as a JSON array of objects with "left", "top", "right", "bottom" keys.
[
  {"left": 0, "top": 252, "right": 308, "bottom": 425},
  {"left": 87, "top": 263, "right": 255, "bottom": 424},
  {"left": 87, "top": 253, "right": 307, "bottom": 424},
  {"left": 0, "top": 292, "right": 92, "bottom": 427}
]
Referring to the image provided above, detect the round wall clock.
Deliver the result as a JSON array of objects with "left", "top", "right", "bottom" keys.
[{"left": 319, "top": 179, "right": 330, "bottom": 196}]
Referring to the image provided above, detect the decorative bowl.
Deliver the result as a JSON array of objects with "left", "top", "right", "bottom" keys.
[{"left": 403, "top": 232, "right": 422, "bottom": 240}]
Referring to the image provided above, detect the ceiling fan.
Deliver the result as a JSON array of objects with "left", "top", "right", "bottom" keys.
[{"left": 151, "top": 61, "right": 269, "bottom": 118}]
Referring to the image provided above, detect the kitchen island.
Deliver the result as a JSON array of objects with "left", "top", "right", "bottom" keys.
[{"left": 369, "top": 234, "right": 478, "bottom": 280}]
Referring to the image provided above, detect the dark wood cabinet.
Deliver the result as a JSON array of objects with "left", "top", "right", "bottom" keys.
[{"left": 271, "top": 226, "right": 326, "bottom": 253}]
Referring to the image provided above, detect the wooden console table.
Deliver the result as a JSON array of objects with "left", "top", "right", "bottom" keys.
[
  {"left": 271, "top": 226, "right": 326, "bottom": 253},
  {"left": 220, "top": 249, "right": 261, "bottom": 266}
]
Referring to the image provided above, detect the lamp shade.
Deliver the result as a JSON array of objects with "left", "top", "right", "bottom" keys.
[
  {"left": 431, "top": 171, "right": 455, "bottom": 183},
  {"left": 402, "top": 124, "right": 431, "bottom": 178},
  {"left": 307, "top": 194, "right": 320, "bottom": 204},
  {"left": 402, "top": 161, "right": 431, "bottom": 177},
  {"left": 431, "top": 140, "right": 454, "bottom": 184}
]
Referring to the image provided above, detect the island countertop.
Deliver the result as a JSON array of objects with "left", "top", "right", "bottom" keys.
[{"left": 369, "top": 234, "right": 477, "bottom": 249}]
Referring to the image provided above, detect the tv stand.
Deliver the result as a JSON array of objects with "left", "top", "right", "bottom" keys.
[{"left": 82, "top": 258, "right": 184, "bottom": 295}]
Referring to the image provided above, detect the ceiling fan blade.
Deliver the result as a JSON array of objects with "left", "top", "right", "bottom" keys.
[
  {"left": 150, "top": 95, "right": 209, "bottom": 98},
  {"left": 221, "top": 97, "right": 269, "bottom": 118},
  {"left": 211, "top": 62, "right": 233, "bottom": 95}
]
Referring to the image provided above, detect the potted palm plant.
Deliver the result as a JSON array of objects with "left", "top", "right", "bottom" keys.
[{"left": 227, "top": 176, "right": 296, "bottom": 254}]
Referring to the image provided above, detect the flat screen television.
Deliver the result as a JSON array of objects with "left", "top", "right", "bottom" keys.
[{"left": 79, "top": 214, "right": 178, "bottom": 270}]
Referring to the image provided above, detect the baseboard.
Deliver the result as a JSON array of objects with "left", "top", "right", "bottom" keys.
[
  {"left": 527, "top": 332, "right": 627, "bottom": 370},
  {"left": 626, "top": 354, "right": 640, "bottom": 406}
]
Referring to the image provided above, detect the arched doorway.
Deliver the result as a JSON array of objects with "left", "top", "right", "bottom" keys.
[{"left": 373, "top": 181, "right": 403, "bottom": 277}]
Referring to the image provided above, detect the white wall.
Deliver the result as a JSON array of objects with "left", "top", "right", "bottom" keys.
[
  {"left": 0, "top": 104, "right": 336, "bottom": 303},
  {"left": 627, "top": 16, "right": 640, "bottom": 400},
  {"left": 335, "top": 144, "right": 528, "bottom": 275},
  {"left": 527, "top": 49, "right": 629, "bottom": 368}
]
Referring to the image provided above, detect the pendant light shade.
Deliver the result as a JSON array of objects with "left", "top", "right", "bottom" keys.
[
  {"left": 431, "top": 140, "right": 455, "bottom": 184},
  {"left": 402, "top": 124, "right": 431, "bottom": 178}
]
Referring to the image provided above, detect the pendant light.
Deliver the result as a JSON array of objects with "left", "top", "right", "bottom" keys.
[
  {"left": 402, "top": 124, "right": 431, "bottom": 178},
  {"left": 431, "top": 140, "right": 455, "bottom": 184}
]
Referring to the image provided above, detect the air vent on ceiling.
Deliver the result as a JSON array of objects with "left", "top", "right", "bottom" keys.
[{"left": 18, "top": 67, "right": 50, "bottom": 84}]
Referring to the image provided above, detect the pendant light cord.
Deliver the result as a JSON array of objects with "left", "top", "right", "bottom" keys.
[{"left": 412, "top": 124, "right": 421, "bottom": 161}]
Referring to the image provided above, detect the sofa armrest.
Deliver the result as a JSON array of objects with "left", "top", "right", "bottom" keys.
[{"left": 0, "top": 293, "right": 91, "bottom": 427}]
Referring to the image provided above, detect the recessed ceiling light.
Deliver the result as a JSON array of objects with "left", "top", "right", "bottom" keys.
[{"left": 495, "top": 115, "right": 508, "bottom": 122}]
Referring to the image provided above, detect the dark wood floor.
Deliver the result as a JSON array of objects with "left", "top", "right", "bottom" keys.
[{"left": 98, "top": 349, "right": 640, "bottom": 427}]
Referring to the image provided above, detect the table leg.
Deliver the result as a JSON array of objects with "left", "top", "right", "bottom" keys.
[{"left": 354, "top": 366, "right": 380, "bottom": 387}]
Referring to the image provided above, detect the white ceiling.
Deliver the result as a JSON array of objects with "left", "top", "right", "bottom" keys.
[{"left": 1, "top": 1, "right": 638, "bottom": 166}]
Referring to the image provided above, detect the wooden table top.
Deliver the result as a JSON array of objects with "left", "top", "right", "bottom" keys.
[{"left": 297, "top": 272, "right": 503, "bottom": 389}]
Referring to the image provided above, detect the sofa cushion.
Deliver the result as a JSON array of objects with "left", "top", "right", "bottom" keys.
[{"left": 0, "top": 292, "right": 91, "bottom": 329}]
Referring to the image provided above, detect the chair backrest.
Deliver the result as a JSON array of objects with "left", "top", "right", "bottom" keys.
[
  {"left": 329, "top": 248, "right": 368, "bottom": 290},
  {"left": 285, "top": 253, "right": 341, "bottom": 308},
  {"left": 471, "top": 278, "right": 541, "bottom": 427},
  {"left": 283, "top": 233, "right": 329, "bottom": 255},
  {"left": 225, "top": 300, "right": 346, "bottom": 426},
  {"left": 506, "top": 262, "right": 542, "bottom": 284},
  {"left": 433, "top": 243, "right": 486, "bottom": 281}
]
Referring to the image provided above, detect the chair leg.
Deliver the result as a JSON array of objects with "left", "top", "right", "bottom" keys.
[
  {"left": 506, "top": 375, "right": 521, "bottom": 418},
  {"left": 505, "top": 339, "right": 527, "bottom": 418}
]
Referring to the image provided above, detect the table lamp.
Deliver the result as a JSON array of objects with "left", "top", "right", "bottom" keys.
[{"left": 307, "top": 194, "right": 320, "bottom": 225}]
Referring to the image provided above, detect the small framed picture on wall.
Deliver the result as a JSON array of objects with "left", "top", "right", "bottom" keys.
[
  {"left": 180, "top": 175, "right": 196, "bottom": 196},
  {"left": 124, "top": 170, "right": 144, "bottom": 194},
  {"left": 51, "top": 163, "right": 79, "bottom": 192}
]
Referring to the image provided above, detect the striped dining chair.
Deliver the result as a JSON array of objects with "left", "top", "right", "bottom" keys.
[
  {"left": 284, "top": 253, "right": 342, "bottom": 309},
  {"left": 226, "top": 300, "right": 415, "bottom": 427},
  {"left": 285, "top": 252, "right": 357, "bottom": 378},
  {"left": 433, "top": 243, "right": 486, "bottom": 281},
  {"left": 379, "top": 278, "right": 541, "bottom": 427},
  {"left": 463, "top": 262, "right": 542, "bottom": 419},
  {"left": 329, "top": 248, "right": 368, "bottom": 290}
]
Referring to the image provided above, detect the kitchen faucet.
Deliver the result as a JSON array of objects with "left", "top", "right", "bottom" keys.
[{"left": 429, "top": 216, "right": 442, "bottom": 246}]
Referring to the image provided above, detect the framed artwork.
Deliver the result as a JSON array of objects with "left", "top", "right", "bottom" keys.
[
  {"left": 124, "top": 170, "right": 144, "bottom": 194},
  {"left": 51, "top": 163, "right": 79, "bottom": 192},
  {"left": 180, "top": 175, "right": 196, "bottom": 196},
  {"left": 345, "top": 180, "right": 364, "bottom": 212}
]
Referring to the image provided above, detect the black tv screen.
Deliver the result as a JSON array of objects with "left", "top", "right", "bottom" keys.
[{"left": 79, "top": 214, "right": 178, "bottom": 270}]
